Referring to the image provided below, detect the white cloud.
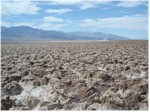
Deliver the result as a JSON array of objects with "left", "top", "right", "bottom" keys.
[
  {"left": 1, "top": 1, "right": 41, "bottom": 15},
  {"left": 1, "top": 21, "right": 36, "bottom": 27},
  {"left": 46, "top": 8, "right": 72, "bottom": 14},
  {"left": 81, "top": 14, "right": 148, "bottom": 30},
  {"left": 46, "top": 0, "right": 147, "bottom": 9},
  {"left": 80, "top": 3, "right": 96, "bottom": 10},
  {"left": 43, "top": 16, "right": 64, "bottom": 22},
  {"left": 38, "top": 23, "right": 66, "bottom": 30},
  {"left": 47, "top": 0, "right": 111, "bottom": 10},
  {"left": 48, "top": 0, "right": 84, "bottom": 5},
  {"left": 118, "top": 1, "right": 147, "bottom": 7}
]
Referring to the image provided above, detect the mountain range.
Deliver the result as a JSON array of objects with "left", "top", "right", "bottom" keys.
[{"left": 1, "top": 26, "right": 130, "bottom": 42}]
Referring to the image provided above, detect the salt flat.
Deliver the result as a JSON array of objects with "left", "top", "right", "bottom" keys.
[{"left": 1, "top": 40, "right": 148, "bottom": 110}]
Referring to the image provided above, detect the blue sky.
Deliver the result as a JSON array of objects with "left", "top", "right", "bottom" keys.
[{"left": 1, "top": 0, "right": 148, "bottom": 39}]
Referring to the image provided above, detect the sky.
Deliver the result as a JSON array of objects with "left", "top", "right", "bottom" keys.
[{"left": 1, "top": 0, "right": 148, "bottom": 39}]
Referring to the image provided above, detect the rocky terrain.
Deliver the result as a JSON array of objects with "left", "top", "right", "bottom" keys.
[{"left": 1, "top": 40, "right": 148, "bottom": 110}]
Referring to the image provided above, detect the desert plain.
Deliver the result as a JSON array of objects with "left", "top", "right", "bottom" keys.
[{"left": 1, "top": 40, "right": 148, "bottom": 110}]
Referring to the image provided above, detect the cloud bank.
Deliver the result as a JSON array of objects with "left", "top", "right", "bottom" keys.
[{"left": 81, "top": 14, "right": 148, "bottom": 30}]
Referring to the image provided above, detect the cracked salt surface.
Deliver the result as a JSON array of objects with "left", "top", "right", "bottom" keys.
[{"left": 1, "top": 40, "right": 148, "bottom": 110}]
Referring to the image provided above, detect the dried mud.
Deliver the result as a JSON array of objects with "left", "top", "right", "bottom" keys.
[{"left": 1, "top": 40, "right": 148, "bottom": 110}]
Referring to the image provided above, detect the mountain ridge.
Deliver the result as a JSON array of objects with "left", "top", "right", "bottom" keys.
[{"left": 1, "top": 26, "right": 130, "bottom": 42}]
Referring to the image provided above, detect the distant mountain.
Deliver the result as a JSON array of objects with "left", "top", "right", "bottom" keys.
[
  {"left": 1, "top": 26, "right": 75, "bottom": 41},
  {"left": 1, "top": 26, "right": 130, "bottom": 42},
  {"left": 69, "top": 31, "right": 129, "bottom": 40}
]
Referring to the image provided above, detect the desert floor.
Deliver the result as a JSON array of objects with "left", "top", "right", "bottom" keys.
[{"left": 1, "top": 40, "right": 148, "bottom": 110}]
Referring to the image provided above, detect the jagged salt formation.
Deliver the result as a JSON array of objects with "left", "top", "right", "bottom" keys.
[{"left": 1, "top": 40, "right": 148, "bottom": 110}]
